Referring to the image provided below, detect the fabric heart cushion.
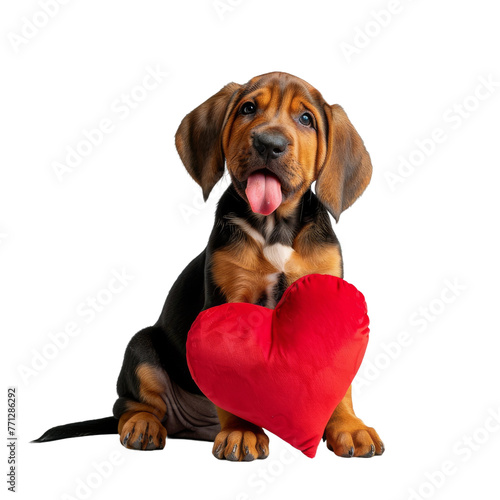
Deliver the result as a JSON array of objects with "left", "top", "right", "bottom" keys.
[{"left": 186, "top": 274, "right": 369, "bottom": 458}]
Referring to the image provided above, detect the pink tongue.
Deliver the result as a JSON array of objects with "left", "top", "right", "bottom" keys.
[{"left": 245, "top": 172, "right": 282, "bottom": 215}]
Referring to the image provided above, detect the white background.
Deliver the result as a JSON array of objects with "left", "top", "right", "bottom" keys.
[{"left": 1, "top": 0, "right": 500, "bottom": 499}]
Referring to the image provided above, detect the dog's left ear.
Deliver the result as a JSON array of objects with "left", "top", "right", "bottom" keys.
[
  {"left": 315, "top": 104, "right": 372, "bottom": 222},
  {"left": 175, "top": 82, "right": 242, "bottom": 201}
]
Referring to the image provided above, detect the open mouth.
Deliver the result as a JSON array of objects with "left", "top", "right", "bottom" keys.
[{"left": 245, "top": 169, "right": 283, "bottom": 216}]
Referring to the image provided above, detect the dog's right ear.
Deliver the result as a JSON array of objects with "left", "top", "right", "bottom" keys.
[{"left": 175, "top": 82, "right": 242, "bottom": 201}]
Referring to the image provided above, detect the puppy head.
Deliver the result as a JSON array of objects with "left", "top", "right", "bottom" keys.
[{"left": 175, "top": 72, "right": 372, "bottom": 220}]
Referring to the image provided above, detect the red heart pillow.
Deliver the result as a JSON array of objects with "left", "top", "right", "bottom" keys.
[{"left": 186, "top": 274, "right": 369, "bottom": 458}]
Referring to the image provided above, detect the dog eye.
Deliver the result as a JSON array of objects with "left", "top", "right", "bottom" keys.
[
  {"left": 299, "top": 112, "right": 313, "bottom": 127},
  {"left": 241, "top": 102, "right": 256, "bottom": 115}
]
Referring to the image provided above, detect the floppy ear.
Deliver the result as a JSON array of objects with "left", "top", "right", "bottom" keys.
[
  {"left": 175, "top": 82, "right": 242, "bottom": 200},
  {"left": 315, "top": 104, "right": 372, "bottom": 222}
]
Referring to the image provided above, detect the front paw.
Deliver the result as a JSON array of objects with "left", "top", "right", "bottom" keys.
[
  {"left": 212, "top": 425, "right": 269, "bottom": 461},
  {"left": 324, "top": 416, "right": 384, "bottom": 458}
]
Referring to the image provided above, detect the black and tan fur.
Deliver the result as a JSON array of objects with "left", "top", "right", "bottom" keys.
[{"left": 34, "top": 72, "right": 383, "bottom": 460}]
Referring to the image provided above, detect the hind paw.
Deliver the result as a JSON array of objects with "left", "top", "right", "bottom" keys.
[{"left": 119, "top": 412, "right": 166, "bottom": 450}]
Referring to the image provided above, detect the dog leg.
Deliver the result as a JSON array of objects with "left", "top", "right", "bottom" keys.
[
  {"left": 324, "top": 386, "right": 384, "bottom": 458},
  {"left": 113, "top": 327, "right": 168, "bottom": 451},
  {"left": 212, "top": 407, "right": 269, "bottom": 461}
]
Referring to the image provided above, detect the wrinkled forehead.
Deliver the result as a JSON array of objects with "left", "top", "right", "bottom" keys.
[{"left": 237, "top": 72, "right": 326, "bottom": 110}]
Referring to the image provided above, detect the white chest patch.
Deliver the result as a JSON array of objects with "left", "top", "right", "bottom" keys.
[
  {"left": 230, "top": 216, "right": 295, "bottom": 308},
  {"left": 263, "top": 243, "right": 293, "bottom": 308},
  {"left": 263, "top": 243, "right": 294, "bottom": 272},
  {"left": 230, "top": 217, "right": 294, "bottom": 271}
]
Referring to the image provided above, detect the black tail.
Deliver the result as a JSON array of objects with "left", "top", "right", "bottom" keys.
[{"left": 32, "top": 416, "right": 118, "bottom": 443}]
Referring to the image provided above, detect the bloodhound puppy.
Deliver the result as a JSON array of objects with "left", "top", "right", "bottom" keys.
[{"left": 35, "top": 72, "right": 383, "bottom": 461}]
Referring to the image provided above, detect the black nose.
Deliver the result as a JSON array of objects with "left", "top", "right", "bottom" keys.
[{"left": 253, "top": 132, "right": 288, "bottom": 160}]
